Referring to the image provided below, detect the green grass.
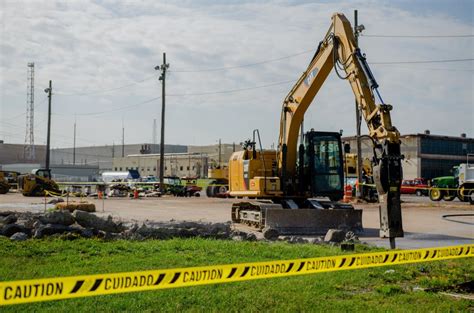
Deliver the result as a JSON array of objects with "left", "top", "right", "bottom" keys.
[{"left": 0, "top": 238, "right": 472, "bottom": 312}]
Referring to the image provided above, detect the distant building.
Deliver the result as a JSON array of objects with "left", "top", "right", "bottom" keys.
[
  {"left": 0, "top": 142, "right": 45, "bottom": 165},
  {"left": 112, "top": 143, "right": 239, "bottom": 178},
  {"left": 343, "top": 132, "right": 474, "bottom": 180},
  {"left": 50, "top": 144, "right": 187, "bottom": 170},
  {"left": 113, "top": 153, "right": 209, "bottom": 178}
]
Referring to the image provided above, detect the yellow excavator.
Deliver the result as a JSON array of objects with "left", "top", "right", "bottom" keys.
[{"left": 229, "top": 13, "right": 403, "bottom": 248}]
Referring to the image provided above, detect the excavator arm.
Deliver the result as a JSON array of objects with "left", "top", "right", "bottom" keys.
[{"left": 278, "top": 13, "right": 403, "bottom": 245}]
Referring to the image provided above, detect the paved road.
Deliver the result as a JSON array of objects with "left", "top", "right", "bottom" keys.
[{"left": 1, "top": 193, "right": 472, "bottom": 249}]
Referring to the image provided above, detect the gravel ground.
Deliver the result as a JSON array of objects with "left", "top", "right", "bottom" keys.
[{"left": 0, "top": 192, "right": 472, "bottom": 249}]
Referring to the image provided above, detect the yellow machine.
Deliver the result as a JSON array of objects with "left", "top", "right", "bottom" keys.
[
  {"left": 0, "top": 171, "right": 21, "bottom": 191},
  {"left": 0, "top": 172, "right": 9, "bottom": 194},
  {"left": 344, "top": 153, "right": 377, "bottom": 202},
  {"left": 344, "top": 153, "right": 372, "bottom": 177},
  {"left": 229, "top": 13, "right": 404, "bottom": 247},
  {"left": 206, "top": 166, "right": 230, "bottom": 197},
  {"left": 18, "top": 169, "right": 61, "bottom": 197}
]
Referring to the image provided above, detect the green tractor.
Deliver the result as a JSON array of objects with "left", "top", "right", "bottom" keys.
[{"left": 429, "top": 163, "right": 474, "bottom": 204}]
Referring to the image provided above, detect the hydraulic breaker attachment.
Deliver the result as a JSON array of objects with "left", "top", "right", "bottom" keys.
[{"left": 373, "top": 141, "right": 404, "bottom": 248}]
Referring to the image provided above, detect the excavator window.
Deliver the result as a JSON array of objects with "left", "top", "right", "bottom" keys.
[{"left": 304, "top": 132, "right": 344, "bottom": 199}]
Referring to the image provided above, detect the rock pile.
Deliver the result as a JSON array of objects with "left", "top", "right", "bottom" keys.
[
  {"left": 0, "top": 210, "right": 235, "bottom": 242},
  {"left": 0, "top": 211, "right": 359, "bottom": 246}
]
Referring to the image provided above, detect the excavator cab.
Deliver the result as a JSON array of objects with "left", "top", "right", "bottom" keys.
[{"left": 302, "top": 131, "right": 344, "bottom": 201}]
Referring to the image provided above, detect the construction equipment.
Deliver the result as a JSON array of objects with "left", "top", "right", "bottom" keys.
[
  {"left": 18, "top": 169, "right": 61, "bottom": 197},
  {"left": 0, "top": 171, "right": 21, "bottom": 191},
  {"left": 0, "top": 173, "right": 10, "bottom": 194},
  {"left": 430, "top": 162, "right": 474, "bottom": 204},
  {"left": 206, "top": 166, "right": 229, "bottom": 197},
  {"left": 344, "top": 153, "right": 377, "bottom": 202},
  {"left": 229, "top": 13, "right": 404, "bottom": 248}
]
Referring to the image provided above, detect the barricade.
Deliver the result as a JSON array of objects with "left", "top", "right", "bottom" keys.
[{"left": 0, "top": 244, "right": 472, "bottom": 306}]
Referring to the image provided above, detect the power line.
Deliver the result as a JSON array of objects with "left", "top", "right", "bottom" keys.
[
  {"left": 168, "top": 79, "right": 294, "bottom": 97},
  {"left": 1, "top": 119, "right": 104, "bottom": 146},
  {"left": 362, "top": 34, "right": 474, "bottom": 38},
  {"left": 65, "top": 96, "right": 161, "bottom": 116},
  {"left": 55, "top": 74, "right": 156, "bottom": 97},
  {"left": 170, "top": 49, "right": 314, "bottom": 73},
  {"left": 372, "top": 64, "right": 474, "bottom": 72},
  {"left": 370, "top": 58, "right": 474, "bottom": 65}
]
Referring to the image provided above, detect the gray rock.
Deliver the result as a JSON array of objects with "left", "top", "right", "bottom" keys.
[
  {"left": 80, "top": 228, "right": 95, "bottom": 238},
  {"left": 136, "top": 225, "right": 171, "bottom": 239},
  {"left": 230, "top": 230, "right": 258, "bottom": 241},
  {"left": 103, "top": 232, "right": 122, "bottom": 240},
  {"left": 33, "top": 224, "right": 79, "bottom": 239},
  {"left": 73, "top": 210, "right": 124, "bottom": 233},
  {"left": 134, "top": 221, "right": 232, "bottom": 240},
  {"left": 0, "top": 214, "right": 17, "bottom": 226},
  {"left": 48, "top": 198, "right": 64, "bottom": 204},
  {"left": 310, "top": 237, "right": 323, "bottom": 244},
  {"left": 285, "top": 236, "right": 308, "bottom": 244},
  {"left": 60, "top": 232, "right": 81, "bottom": 241},
  {"left": 324, "top": 229, "right": 346, "bottom": 243},
  {"left": 245, "top": 233, "right": 257, "bottom": 241},
  {"left": 262, "top": 227, "right": 279, "bottom": 241},
  {"left": 125, "top": 223, "right": 139, "bottom": 234},
  {"left": 10, "top": 232, "right": 28, "bottom": 241},
  {"left": 1, "top": 224, "right": 30, "bottom": 237},
  {"left": 345, "top": 231, "right": 359, "bottom": 242},
  {"left": 39, "top": 211, "right": 75, "bottom": 226},
  {"left": 232, "top": 235, "right": 244, "bottom": 241}
]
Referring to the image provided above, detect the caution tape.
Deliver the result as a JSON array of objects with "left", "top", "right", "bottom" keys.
[
  {"left": 357, "top": 183, "right": 473, "bottom": 192},
  {"left": 0, "top": 244, "right": 472, "bottom": 306},
  {"left": 44, "top": 190, "right": 66, "bottom": 197}
]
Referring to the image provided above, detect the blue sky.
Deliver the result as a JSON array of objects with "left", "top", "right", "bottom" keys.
[{"left": 0, "top": 0, "right": 473, "bottom": 148}]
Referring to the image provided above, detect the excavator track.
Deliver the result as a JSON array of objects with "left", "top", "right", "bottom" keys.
[{"left": 232, "top": 201, "right": 363, "bottom": 235}]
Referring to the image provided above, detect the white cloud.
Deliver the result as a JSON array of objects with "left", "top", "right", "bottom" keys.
[{"left": 0, "top": 0, "right": 472, "bottom": 148}]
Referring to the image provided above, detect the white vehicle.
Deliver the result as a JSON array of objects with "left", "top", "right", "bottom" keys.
[{"left": 101, "top": 171, "right": 139, "bottom": 183}]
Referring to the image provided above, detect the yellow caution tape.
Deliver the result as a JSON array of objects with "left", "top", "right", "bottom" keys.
[
  {"left": 0, "top": 244, "right": 472, "bottom": 306},
  {"left": 357, "top": 183, "right": 473, "bottom": 192}
]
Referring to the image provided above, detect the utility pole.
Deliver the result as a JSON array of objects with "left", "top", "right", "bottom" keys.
[
  {"left": 44, "top": 80, "right": 52, "bottom": 170},
  {"left": 354, "top": 10, "right": 364, "bottom": 199},
  {"left": 122, "top": 119, "right": 125, "bottom": 158},
  {"left": 218, "top": 138, "right": 222, "bottom": 167},
  {"left": 73, "top": 118, "right": 76, "bottom": 165},
  {"left": 155, "top": 53, "right": 169, "bottom": 192}
]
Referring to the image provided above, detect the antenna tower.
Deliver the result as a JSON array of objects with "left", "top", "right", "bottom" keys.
[{"left": 24, "top": 62, "right": 35, "bottom": 161}]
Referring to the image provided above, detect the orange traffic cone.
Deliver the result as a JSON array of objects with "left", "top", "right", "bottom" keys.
[{"left": 343, "top": 185, "right": 353, "bottom": 203}]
